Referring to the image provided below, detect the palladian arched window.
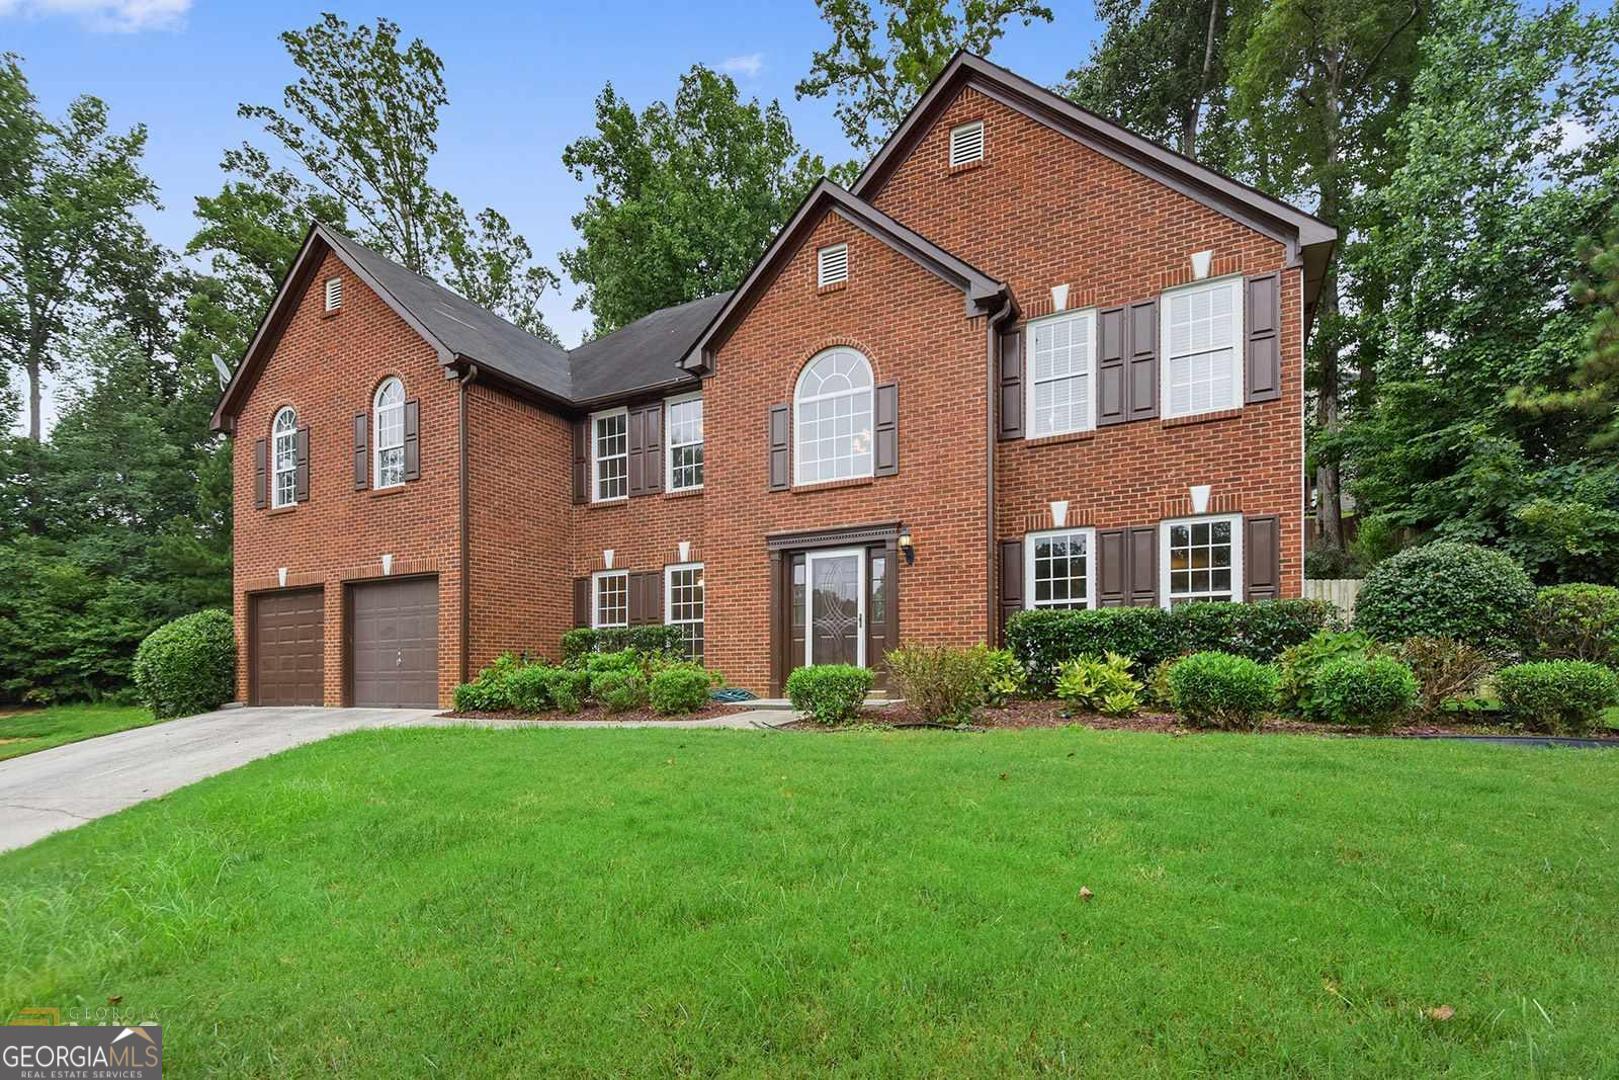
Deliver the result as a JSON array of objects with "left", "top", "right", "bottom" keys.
[
  {"left": 271, "top": 406, "right": 298, "bottom": 508},
  {"left": 373, "top": 377, "right": 405, "bottom": 489},
  {"left": 794, "top": 347, "right": 873, "bottom": 485}
]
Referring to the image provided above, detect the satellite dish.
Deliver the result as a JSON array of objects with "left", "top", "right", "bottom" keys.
[{"left": 212, "top": 354, "right": 232, "bottom": 388}]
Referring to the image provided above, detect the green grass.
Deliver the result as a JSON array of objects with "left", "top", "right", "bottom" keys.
[
  {"left": 2, "top": 727, "right": 1616, "bottom": 1076},
  {"left": 0, "top": 704, "right": 157, "bottom": 761}
]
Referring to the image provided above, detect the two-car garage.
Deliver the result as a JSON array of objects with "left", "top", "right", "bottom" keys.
[{"left": 249, "top": 576, "right": 440, "bottom": 708}]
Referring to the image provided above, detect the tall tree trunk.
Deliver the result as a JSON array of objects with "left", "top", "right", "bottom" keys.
[
  {"left": 1181, "top": 0, "right": 1222, "bottom": 157},
  {"left": 25, "top": 357, "right": 42, "bottom": 442}
]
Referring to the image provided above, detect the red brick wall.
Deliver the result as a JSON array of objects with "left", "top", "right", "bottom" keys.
[{"left": 231, "top": 249, "right": 464, "bottom": 707}]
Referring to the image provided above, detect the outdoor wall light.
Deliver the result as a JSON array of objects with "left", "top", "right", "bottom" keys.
[{"left": 898, "top": 526, "right": 915, "bottom": 565}]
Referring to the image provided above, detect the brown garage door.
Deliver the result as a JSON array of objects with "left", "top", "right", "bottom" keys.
[
  {"left": 252, "top": 588, "right": 325, "bottom": 706},
  {"left": 349, "top": 577, "right": 439, "bottom": 708}
]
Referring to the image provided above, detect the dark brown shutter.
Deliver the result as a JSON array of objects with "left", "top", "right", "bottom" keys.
[
  {"left": 294, "top": 426, "right": 311, "bottom": 502},
  {"left": 768, "top": 404, "right": 790, "bottom": 490},
  {"left": 1097, "top": 306, "right": 1126, "bottom": 426},
  {"left": 1126, "top": 299, "right": 1159, "bottom": 421},
  {"left": 571, "top": 419, "right": 589, "bottom": 505},
  {"left": 874, "top": 382, "right": 898, "bottom": 476},
  {"left": 1245, "top": 273, "right": 1282, "bottom": 403},
  {"left": 253, "top": 438, "right": 268, "bottom": 509},
  {"left": 1126, "top": 525, "right": 1157, "bottom": 606},
  {"left": 996, "top": 326, "right": 1024, "bottom": 439},
  {"left": 573, "top": 577, "right": 591, "bottom": 628},
  {"left": 1096, "top": 528, "right": 1126, "bottom": 606},
  {"left": 1244, "top": 515, "right": 1281, "bottom": 601},
  {"left": 403, "top": 399, "right": 420, "bottom": 481},
  {"left": 642, "top": 405, "right": 663, "bottom": 494},
  {"left": 998, "top": 538, "right": 1024, "bottom": 638},
  {"left": 353, "top": 410, "right": 368, "bottom": 490},
  {"left": 626, "top": 408, "right": 646, "bottom": 496}
]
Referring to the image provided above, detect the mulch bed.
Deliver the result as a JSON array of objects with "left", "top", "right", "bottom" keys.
[{"left": 441, "top": 702, "right": 748, "bottom": 724}]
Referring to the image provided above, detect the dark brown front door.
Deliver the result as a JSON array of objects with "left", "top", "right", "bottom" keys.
[
  {"left": 252, "top": 588, "right": 324, "bottom": 706},
  {"left": 348, "top": 577, "right": 439, "bottom": 708}
]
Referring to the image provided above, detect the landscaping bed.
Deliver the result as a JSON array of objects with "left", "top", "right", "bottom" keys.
[{"left": 444, "top": 701, "right": 747, "bottom": 724}]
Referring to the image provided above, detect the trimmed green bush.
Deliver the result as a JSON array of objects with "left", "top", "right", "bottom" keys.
[
  {"left": 562, "top": 626, "right": 686, "bottom": 663},
  {"left": 982, "top": 648, "right": 1027, "bottom": 706},
  {"left": 1165, "top": 652, "right": 1278, "bottom": 730},
  {"left": 649, "top": 663, "right": 713, "bottom": 715},
  {"left": 1276, "top": 631, "right": 1377, "bottom": 717},
  {"left": 1397, "top": 636, "right": 1500, "bottom": 721},
  {"left": 131, "top": 609, "right": 236, "bottom": 719},
  {"left": 884, "top": 644, "right": 991, "bottom": 722},
  {"left": 1353, "top": 542, "right": 1535, "bottom": 651},
  {"left": 590, "top": 668, "right": 649, "bottom": 713},
  {"left": 1175, "top": 599, "right": 1336, "bottom": 662},
  {"left": 785, "top": 664, "right": 872, "bottom": 726},
  {"left": 1055, "top": 652, "right": 1143, "bottom": 716},
  {"left": 1494, "top": 660, "right": 1619, "bottom": 735},
  {"left": 1527, "top": 584, "right": 1619, "bottom": 666},
  {"left": 453, "top": 655, "right": 586, "bottom": 714},
  {"left": 1306, "top": 655, "right": 1418, "bottom": 731}
]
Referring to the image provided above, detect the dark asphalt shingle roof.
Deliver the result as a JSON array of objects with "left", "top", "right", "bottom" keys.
[{"left": 568, "top": 292, "right": 729, "bottom": 403}]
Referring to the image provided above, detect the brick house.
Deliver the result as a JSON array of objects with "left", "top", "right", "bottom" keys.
[{"left": 211, "top": 52, "right": 1334, "bottom": 708}]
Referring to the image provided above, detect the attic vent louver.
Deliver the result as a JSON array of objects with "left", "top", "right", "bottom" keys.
[
  {"left": 817, "top": 244, "right": 848, "bottom": 287},
  {"left": 949, "top": 120, "right": 985, "bottom": 167},
  {"left": 324, "top": 276, "right": 343, "bottom": 312}
]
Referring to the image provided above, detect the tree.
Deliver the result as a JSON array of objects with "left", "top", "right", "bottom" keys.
[
  {"left": 561, "top": 65, "right": 826, "bottom": 336},
  {"left": 0, "top": 54, "right": 163, "bottom": 440},
  {"left": 1515, "top": 219, "right": 1619, "bottom": 451},
  {"left": 796, "top": 0, "right": 1053, "bottom": 154}
]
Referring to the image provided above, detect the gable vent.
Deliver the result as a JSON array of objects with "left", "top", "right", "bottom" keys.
[
  {"left": 324, "top": 276, "right": 343, "bottom": 312},
  {"left": 949, "top": 120, "right": 985, "bottom": 167},
  {"left": 817, "top": 244, "right": 849, "bottom": 287}
]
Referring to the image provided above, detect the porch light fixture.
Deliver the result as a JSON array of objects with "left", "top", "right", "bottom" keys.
[{"left": 898, "top": 526, "right": 915, "bottom": 565}]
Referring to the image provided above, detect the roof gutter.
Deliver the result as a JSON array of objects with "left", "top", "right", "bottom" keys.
[{"left": 985, "top": 293, "right": 1016, "bottom": 645}]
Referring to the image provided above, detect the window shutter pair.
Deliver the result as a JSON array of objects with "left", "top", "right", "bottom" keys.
[
  {"left": 1245, "top": 273, "right": 1282, "bottom": 403},
  {"left": 254, "top": 428, "right": 313, "bottom": 506},
  {"left": 571, "top": 420, "right": 589, "bottom": 504},
  {"left": 628, "top": 571, "right": 663, "bottom": 626},
  {"left": 626, "top": 404, "right": 664, "bottom": 497},
  {"left": 1097, "top": 527, "right": 1158, "bottom": 607},
  {"left": 1098, "top": 299, "right": 1159, "bottom": 425},
  {"left": 573, "top": 577, "right": 591, "bottom": 627},
  {"left": 1243, "top": 515, "right": 1282, "bottom": 601}
]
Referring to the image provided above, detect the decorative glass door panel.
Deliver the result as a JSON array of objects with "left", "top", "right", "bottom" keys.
[{"left": 805, "top": 548, "right": 866, "bottom": 667}]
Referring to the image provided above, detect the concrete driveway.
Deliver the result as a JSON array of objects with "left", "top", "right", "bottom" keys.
[{"left": 0, "top": 706, "right": 438, "bottom": 853}]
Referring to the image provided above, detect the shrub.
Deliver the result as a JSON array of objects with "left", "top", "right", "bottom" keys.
[
  {"left": 982, "top": 648, "right": 1027, "bottom": 706},
  {"left": 583, "top": 648, "right": 644, "bottom": 679},
  {"left": 131, "top": 609, "right": 236, "bottom": 719},
  {"left": 1175, "top": 599, "right": 1336, "bottom": 662},
  {"left": 1494, "top": 661, "right": 1619, "bottom": 735},
  {"left": 649, "top": 663, "right": 713, "bottom": 715},
  {"left": 590, "top": 668, "right": 649, "bottom": 713},
  {"left": 1145, "top": 655, "right": 1183, "bottom": 708},
  {"left": 884, "top": 644, "right": 991, "bottom": 722},
  {"left": 1397, "top": 636, "right": 1501, "bottom": 721},
  {"left": 1006, "top": 607, "right": 1175, "bottom": 693},
  {"left": 1276, "top": 631, "right": 1377, "bottom": 717},
  {"left": 785, "top": 664, "right": 872, "bottom": 726},
  {"left": 1353, "top": 541, "right": 1535, "bottom": 651},
  {"left": 1306, "top": 655, "right": 1418, "bottom": 731},
  {"left": 1527, "top": 584, "right": 1619, "bottom": 666},
  {"left": 1055, "top": 652, "right": 1143, "bottom": 715},
  {"left": 453, "top": 655, "right": 586, "bottom": 714},
  {"left": 562, "top": 626, "right": 686, "bottom": 663},
  {"left": 1165, "top": 652, "right": 1278, "bottom": 730}
]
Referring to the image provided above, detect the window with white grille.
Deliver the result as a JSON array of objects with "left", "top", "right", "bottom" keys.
[
  {"left": 1026, "top": 309, "right": 1096, "bottom": 438},
  {"left": 324, "top": 276, "right": 342, "bottom": 312},
  {"left": 1025, "top": 528, "right": 1096, "bottom": 610},
  {"left": 664, "top": 563, "right": 705, "bottom": 660},
  {"left": 271, "top": 407, "right": 298, "bottom": 508},
  {"left": 949, "top": 120, "right": 985, "bottom": 167},
  {"left": 592, "top": 571, "right": 629, "bottom": 628},
  {"left": 1161, "top": 514, "right": 1243, "bottom": 607},
  {"left": 1162, "top": 278, "right": 1243, "bottom": 418},
  {"left": 372, "top": 377, "right": 405, "bottom": 489},
  {"left": 817, "top": 244, "right": 848, "bottom": 287},
  {"left": 665, "top": 394, "right": 704, "bottom": 491},
  {"left": 795, "top": 347, "right": 873, "bottom": 484},
  {"left": 592, "top": 408, "right": 628, "bottom": 501}
]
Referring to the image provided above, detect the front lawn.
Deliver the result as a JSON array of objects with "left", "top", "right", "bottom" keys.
[
  {"left": 2, "top": 727, "right": 1615, "bottom": 1075},
  {"left": 0, "top": 704, "right": 157, "bottom": 761}
]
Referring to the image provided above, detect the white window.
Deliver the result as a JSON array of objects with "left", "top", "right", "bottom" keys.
[
  {"left": 271, "top": 406, "right": 298, "bottom": 508},
  {"left": 949, "top": 120, "right": 985, "bottom": 166},
  {"left": 666, "top": 393, "right": 704, "bottom": 492},
  {"left": 664, "top": 562, "right": 705, "bottom": 660},
  {"left": 1025, "top": 528, "right": 1096, "bottom": 610},
  {"left": 817, "top": 243, "right": 848, "bottom": 287},
  {"left": 373, "top": 377, "right": 405, "bottom": 489},
  {"left": 1161, "top": 514, "right": 1243, "bottom": 608},
  {"left": 795, "top": 347, "right": 873, "bottom": 485},
  {"left": 592, "top": 570, "right": 629, "bottom": 629},
  {"left": 591, "top": 408, "right": 628, "bottom": 501},
  {"left": 1162, "top": 277, "right": 1243, "bottom": 418},
  {"left": 324, "top": 276, "right": 342, "bottom": 312},
  {"left": 1027, "top": 309, "right": 1096, "bottom": 438}
]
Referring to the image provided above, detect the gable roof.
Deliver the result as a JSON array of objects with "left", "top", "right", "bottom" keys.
[
  {"left": 680, "top": 180, "right": 1008, "bottom": 374},
  {"left": 569, "top": 292, "right": 727, "bottom": 406},
  {"left": 852, "top": 51, "right": 1336, "bottom": 323}
]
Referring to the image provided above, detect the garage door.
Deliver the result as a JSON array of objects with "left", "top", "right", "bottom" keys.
[
  {"left": 349, "top": 577, "right": 439, "bottom": 708},
  {"left": 252, "top": 588, "right": 325, "bottom": 706}
]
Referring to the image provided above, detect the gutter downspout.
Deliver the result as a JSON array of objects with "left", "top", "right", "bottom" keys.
[
  {"left": 457, "top": 362, "right": 480, "bottom": 685},
  {"left": 986, "top": 295, "right": 1015, "bottom": 644}
]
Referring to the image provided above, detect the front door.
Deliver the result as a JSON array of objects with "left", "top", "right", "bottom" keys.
[{"left": 805, "top": 548, "right": 865, "bottom": 667}]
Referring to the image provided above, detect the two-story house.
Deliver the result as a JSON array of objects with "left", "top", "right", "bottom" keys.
[{"left": 211, "top": 52, "right": 1334, "bottom": 708}]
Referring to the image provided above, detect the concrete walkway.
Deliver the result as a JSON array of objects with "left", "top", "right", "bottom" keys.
[{"left": 0, "top": 706, "right": 439, "bottom": 853}]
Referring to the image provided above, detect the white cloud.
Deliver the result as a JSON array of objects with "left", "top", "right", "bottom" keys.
[
  {"left": 0, "top": 0, "right": 191, "bottom": 32},
  {"left": 719, "top": 52, "right": 765, "bottom": 78},
  {"left": 1556, "top": 118, "right": 1596, "bottom": 153}
]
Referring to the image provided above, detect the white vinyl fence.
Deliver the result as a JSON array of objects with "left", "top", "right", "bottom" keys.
[{"left": 1305, "top": 578, "right": 1364, "bottom": 620}]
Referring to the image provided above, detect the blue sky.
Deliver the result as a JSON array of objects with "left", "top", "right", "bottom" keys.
[{"left": 5, "top": 0, "right": 1103, "bottom": 428}]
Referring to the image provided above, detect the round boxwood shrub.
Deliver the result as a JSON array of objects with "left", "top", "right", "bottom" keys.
[
  {"left": 1305, "top": 655, "right": 1418, "bottom": 731},
  {"left": 590, "top": 668, "right": 649, "bottom": 713},
  {"left": 1353, "top": 542, "right": 1535, "bottom": 651},
  {"left": 132, "top": 609, "right": 236, "bottom": 719},
  {"left": 1494, "top": 660, "right": 1619, "bottom": 735},
  {"left": 785, "top": 664, "right": 872, "bottom": 726},
  {"left": 1527, "top": 584, "right": 1619, "bottom": 666},
  {"left": 1165, "top": 652, "right": 1278, "bottom": 730},
  {"left": 649, "top": 663, "right": 713, "bottom": 715}
]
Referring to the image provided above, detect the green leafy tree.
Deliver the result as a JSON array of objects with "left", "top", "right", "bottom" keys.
[
  {"left": 1515, "top": 219, "right": 1619, "bottom": 450},
  {"left": 796, "top": 0, "right": 1053, "bottom": 154},
  {"left": 561, "top": 65, "right": 825, "bottom": 336}
]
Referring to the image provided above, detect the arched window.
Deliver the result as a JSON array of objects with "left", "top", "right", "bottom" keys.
[
  {"left": 271, "top": 407, "right": 298, "bottom": 508},
  {"left": 794, "top": 348, "right": 873, "bottom": 485},
  {"left": 373, "top": 377, "right": 405, "bottom": 488}
]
